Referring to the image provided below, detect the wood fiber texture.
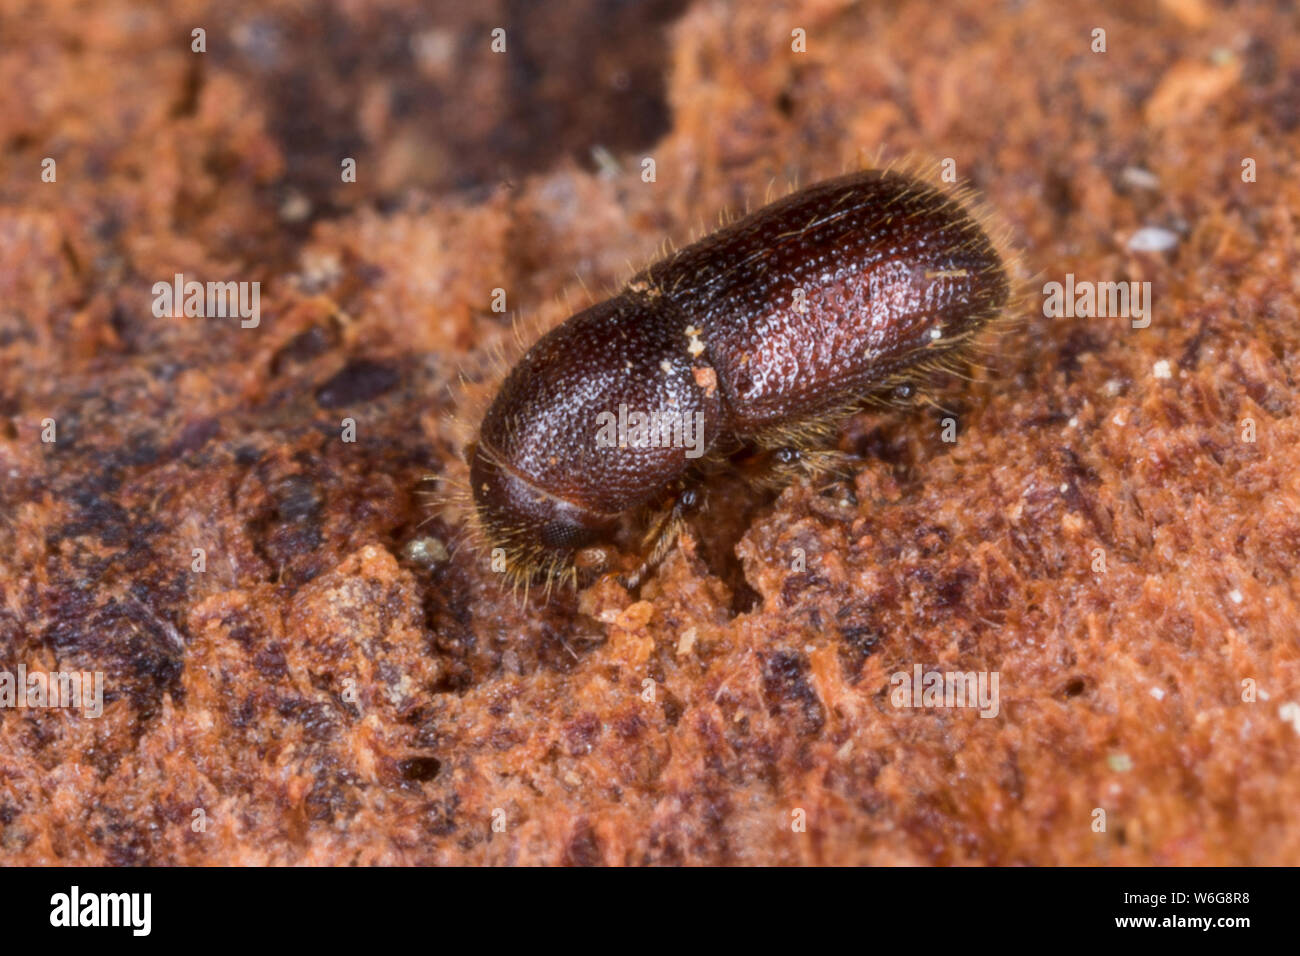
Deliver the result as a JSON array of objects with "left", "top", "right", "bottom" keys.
[{"left": 0, "top": 0, "right": 1297, "bottom": 864}]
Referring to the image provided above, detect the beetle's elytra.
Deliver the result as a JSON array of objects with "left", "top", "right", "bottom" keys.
[{"left": 462, "top": 166, "right": 1013, "bottom": 592}]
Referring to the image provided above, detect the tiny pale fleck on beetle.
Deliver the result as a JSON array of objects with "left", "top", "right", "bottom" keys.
[{"left": 693, "top": 366, "right": 718, "bottom": 397}]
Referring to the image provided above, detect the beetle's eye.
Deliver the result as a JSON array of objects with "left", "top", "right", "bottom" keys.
[{"left": 540, "top": 520, "right": 596, "bottom": 549}]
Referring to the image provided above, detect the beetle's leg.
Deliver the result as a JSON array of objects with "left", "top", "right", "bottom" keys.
[
  {"left": 618, "top": 486, "right": 703, "bottom": 591},
  {"left": 764, "top": 446, "right": 855, "bottom": 486}
]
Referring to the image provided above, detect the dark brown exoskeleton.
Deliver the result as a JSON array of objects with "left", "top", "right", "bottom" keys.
[{"left": 466, "top": 167, "right": 1012, "bottom": 592}]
